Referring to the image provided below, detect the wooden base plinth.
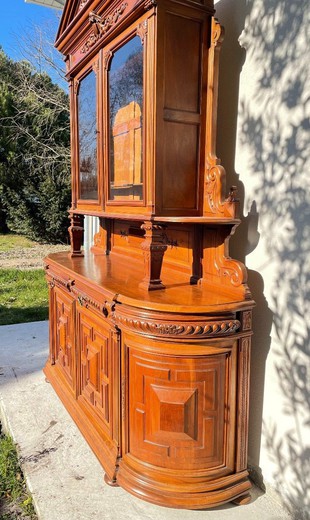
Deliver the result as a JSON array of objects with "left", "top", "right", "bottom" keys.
[
  {"left": 139, "top": 280, "right": 166, "bottom": 291},
  {"left": 68, "top": 252, "right": 84, "bottom": 258},
  {"left": 117, "top": 459, "right": 252, "bottom": 510}
]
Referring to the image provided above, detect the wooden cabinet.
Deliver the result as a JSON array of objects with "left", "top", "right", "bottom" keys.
[{"left": 44, "top": 0, "right": 254, "bottom": 509}]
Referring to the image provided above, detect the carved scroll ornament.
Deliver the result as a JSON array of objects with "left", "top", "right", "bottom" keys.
[
  {"left": 81, "top": 4, "right": 128, "bottom": 54},
  {"left": 204, "top": 18, "right": 238, "bottom": 219}
]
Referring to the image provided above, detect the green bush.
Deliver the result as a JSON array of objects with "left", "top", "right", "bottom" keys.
[{"left": 0, "top": 48, "right": 71, "bottom": 244}]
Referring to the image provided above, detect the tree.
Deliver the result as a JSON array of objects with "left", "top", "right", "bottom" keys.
[{"left": 0, "top": 40, "right": 70, "bottom": 243}]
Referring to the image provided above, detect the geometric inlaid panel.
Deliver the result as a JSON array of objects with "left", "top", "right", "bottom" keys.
[
  {"left": 128, "top": 347, "right": 232, "bottom": 470},
  {"left": 77, "top": 308, "right": 111, "bottom": 433},
  {"left": 54, "top": 287, "right": 75, "bottom": 389}
]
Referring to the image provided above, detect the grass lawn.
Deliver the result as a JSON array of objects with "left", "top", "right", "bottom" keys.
[
  {"left": 0, "top": 234, "right": 36, "bottom": 252},
  {"left": 0, "top": 430, "right": 37, "bottom": 519},
  {"left": 0, "top": 269, "right": 48, "bottom": 326}
]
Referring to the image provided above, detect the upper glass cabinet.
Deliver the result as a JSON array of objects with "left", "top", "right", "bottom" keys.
[
  {"left": 78, "top": 69, "right": 98, "bottom": 201},
  {"left": 108, "top": 36, "right": 144, "bottom": 202}
]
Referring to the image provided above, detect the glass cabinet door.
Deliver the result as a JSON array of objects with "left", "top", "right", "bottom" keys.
[
  {"left": 77, "top": 70, "right": 98, "bottom": 201},
  {"left": 108, "top": 36, "right": 144, "bottom": 202}
]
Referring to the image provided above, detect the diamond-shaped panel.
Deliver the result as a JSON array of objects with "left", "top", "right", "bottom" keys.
[{"left": 152, "top": 386, "right": 197, "bottom": 440}]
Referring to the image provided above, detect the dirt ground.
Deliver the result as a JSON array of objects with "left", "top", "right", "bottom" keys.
[{"left": 0, "top": 244, "right": 70, "bottom": 270}]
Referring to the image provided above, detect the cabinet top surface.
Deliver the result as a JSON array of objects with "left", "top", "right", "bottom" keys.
[{"left": 45, "top": 252, "right": 254, "bottom": 314}]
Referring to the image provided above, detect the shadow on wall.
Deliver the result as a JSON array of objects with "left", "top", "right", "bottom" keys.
[
  {"left": 215, "top": 0, "right": 272, "bottom": 489},
  {"left": 215, "top": 0, "right": 310, "bottom": 518}
]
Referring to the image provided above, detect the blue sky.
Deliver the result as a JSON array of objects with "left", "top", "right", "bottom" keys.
[{"left": 0, "top": 0, "right": 60, "bottom": 60}]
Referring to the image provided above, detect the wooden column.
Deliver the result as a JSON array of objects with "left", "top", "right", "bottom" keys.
[
  {"left": 139, "top": 221, "right": 167, "bottom": 291},
  {"left": 68, "top": 212, "right": 84, "bottom": 257}
]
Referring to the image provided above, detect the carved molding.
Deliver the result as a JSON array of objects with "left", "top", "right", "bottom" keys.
[
  {"left": 81, "top": 4, "right": 128, "bottom": 54},
  {"left": 47, "top": 275, "right": 75, "bottom": 292},
  {"left": 92, "top": 60, "right": 99, "bottom": 74},
  {"left": 73, "top": 80, "right": 79, "bottom": 95},
  {"left": 47, "top": 273, "right": 116, "bottom": 318},
  {"left": 114, "top": 314, "right": 241, "bottom": 338},
  {"left": 103, "top": 50, "right": 113, "bottom": 70},
  {"left": 81, "top": 32, "right": 99, "bottom": 54},
  {"left": 137, "top": 20, "right": 148, "bottom": 45},
  {"left": 72, "top": 287, "right": 116, "bottom": 318},
  {"left": 236, "top": 337, "right": 251, "bottom": 472},
  {"left": 241, "top": 310, "right": 252, "bottom": 331},
  {"left": 78, "top": 0, "right": 88, "bottom": 12},
  {"left": 121, "top": 376, "right": 126, "bottom": 419}
]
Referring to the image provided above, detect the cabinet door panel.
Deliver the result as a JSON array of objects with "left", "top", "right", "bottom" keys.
[
  {"left": 127, "top": 346, "right": 235, "bottom": 471},
  {"left": 53, "top": 286, "right": 75, "bottom": 392},
  {"left": 77, "top": 308, "right": 113, "bottom": 437}
]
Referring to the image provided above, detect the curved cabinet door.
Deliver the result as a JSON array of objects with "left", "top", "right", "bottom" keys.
[
  {"left": 129, "top": 349, "right": 235, "bottom": 471},
  {"left": 121, "top": 334, "right": 237, "bottom": 475}
]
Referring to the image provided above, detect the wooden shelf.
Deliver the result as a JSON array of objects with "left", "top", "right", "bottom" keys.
[{"left": 71, "top": 209, "right": 241, "bottom": 225}]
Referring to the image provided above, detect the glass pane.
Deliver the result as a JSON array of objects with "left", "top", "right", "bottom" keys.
[
  {"left": 109, "top": 36, "right": 143, "bottom": 201},
  {"left": 78, "top": 70, "right": 98, "bottom": 200}
]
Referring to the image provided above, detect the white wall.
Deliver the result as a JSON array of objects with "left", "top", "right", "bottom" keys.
[{"left": 215, "top": 0, "right": 310, "bottom": 517}]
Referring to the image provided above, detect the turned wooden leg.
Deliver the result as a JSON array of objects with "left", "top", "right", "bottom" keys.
[
  {"left": 139, "top": 221, "right": 167, "bottom": 291},
  {"left": 232, "top": 493, "right": 251, "bottom": 505},
  {"left": 68, "top": 213, "right": 84, "bottom": 257}
]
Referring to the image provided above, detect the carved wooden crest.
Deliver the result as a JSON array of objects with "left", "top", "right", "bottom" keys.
[{"left": 81, "top": 4, "right": 128, "bottom": 54}]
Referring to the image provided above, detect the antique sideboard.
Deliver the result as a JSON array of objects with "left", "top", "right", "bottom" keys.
[{"left": 44, "top": 0, "right": 255, "bottom": 509}]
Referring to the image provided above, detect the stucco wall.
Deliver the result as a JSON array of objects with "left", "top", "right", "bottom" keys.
[{"left": 215, "top": 0, "right": 310, "bottom": 517}]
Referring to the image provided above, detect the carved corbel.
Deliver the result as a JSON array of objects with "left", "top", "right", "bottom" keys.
[
  {"left": 137, "top": 20, "right": 148, "bottom": 45},
  {"left": 103, "top": 50, "right": 113, "bottom": 71},
  {"left": 200, "top": 225, "right": 252, "bottom": 299}
]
